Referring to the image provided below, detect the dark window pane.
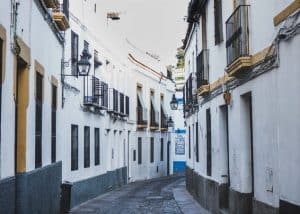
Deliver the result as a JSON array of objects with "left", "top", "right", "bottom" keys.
[
  {"left": 71, "top": 125, "right": 78, "bottom": 170},
  {"left": 51, "top": 85, "right": 57, "bottom": 163},
  {"left": 160, "top": 138, "right": 164, "bottom": 161},
  {"left": 133, "top": 150, "right": 136, "bottom": 161},
  {"left": 150, "top": 138, "right": 154, "bottom": 163},
  {"left": 84, "top": 126, "right": 90, "bottom": 168},
  {"left": 95, "top": 128, "right": 100, "bottom": 165},
  {"left": 138, "top": 137, "right": 142, "bottom": 164},
  {"left": 206, "top": 109, "right": 212, "bottom": 176},
  {"left": 35, "top": 72, "right": 43, "bottom": 168}
]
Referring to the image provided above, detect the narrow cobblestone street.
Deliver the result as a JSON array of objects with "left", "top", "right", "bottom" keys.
[{"left": 70, "top": 176, "right": 209, "bottom": 214}]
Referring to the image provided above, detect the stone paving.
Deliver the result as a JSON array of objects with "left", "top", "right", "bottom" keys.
[{"left": 70, "top": 175, "right": 210, "bottom": 214}]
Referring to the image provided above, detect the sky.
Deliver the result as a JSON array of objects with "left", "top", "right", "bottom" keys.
[{"left": 94, "top": 0, "right": 189, "bottom": 68}]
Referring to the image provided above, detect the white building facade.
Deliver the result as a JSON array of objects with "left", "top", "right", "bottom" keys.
[
  {"left": 183, "top": 0, "right": 300, "bottom": 213},
  {"left": 0, "top": 0, "right": 68, "bottom": 213},
  {"left": 0, "top": 0, "right": 175, "bottom": 213}
]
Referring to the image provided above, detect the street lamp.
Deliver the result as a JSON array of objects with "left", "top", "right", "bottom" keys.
[
  {"left": 167, "top": 116, "right": 174, "bottom": 128},
  {"left": 77, "top": 48, "right": 92, "bottom": 76},
  {"left": 61, "top": 47, "right": 92, "bottom": 108},
  {"left": 170, "top": 94, "right": 178, "bottom": 110}
]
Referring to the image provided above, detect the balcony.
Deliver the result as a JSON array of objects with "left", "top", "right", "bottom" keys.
[
  {"left": 83, "top": 76, "right": 108, "bottom": 110},
  {"left": 52, "top": 4, "right": 69, "bottom": 31},
  {"left": 197, "top": 49, "right": 210, "bottom": 96},
  {"left": 225, "top": 5, "right": 251, "bottom": 77},
  {"left": 43, "top": 0, "right": 59, "bottom": 8},
  {"left": 108, "top": 88, "right": 119, "bottom": 114},
  {"left": 137, "top": 106, "right": 148, "bottom": 129}
]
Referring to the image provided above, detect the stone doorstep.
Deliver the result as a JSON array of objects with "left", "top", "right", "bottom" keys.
[{"left": 173, "top": 185, "right": 211, "bottom": 214}]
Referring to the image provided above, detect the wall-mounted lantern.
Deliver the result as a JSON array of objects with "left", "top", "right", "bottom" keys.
[
  {"left": 77, "top": 48, "right": 92, "bottom": 76},
  {"left": 167, "top": 116, "right": 174, "bottom": 128},
  {"left": 61, "top": 47, "right": 92, "bottom": 107},
  {"left": 170, "top": 94, "right": 179, "bottom": 110}
]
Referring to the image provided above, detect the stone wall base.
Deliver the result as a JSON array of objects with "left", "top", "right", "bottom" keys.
[
  {"left": 62, "top": 167, "right": 128, "bottom": 211},
  {"left": 0, "top": 176, "right": 16, "bottom": 214},
  {"left": 16, "top": 162, "right": 62, "bottom": 214},
  {"left": 186, "top": 166, "right": 281, "bottom": 214}
]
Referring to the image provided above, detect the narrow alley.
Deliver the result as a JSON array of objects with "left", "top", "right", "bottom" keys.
[{"left": 71, "top": 176, "right": 208, "bottom": 214}]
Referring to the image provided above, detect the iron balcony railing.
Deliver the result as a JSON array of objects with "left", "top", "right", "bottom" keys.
[
  {"left": 196, "top": 49, "right": 209, "bottom": 89},
  {"left": 226, "top": 5, "right": 250, "bottom": 66},
  {"left": 137, "top": 106, "right": 148, "bottom": 126},
  {"left": 83, "top": 76, "right": 108, "bottom": 109}
]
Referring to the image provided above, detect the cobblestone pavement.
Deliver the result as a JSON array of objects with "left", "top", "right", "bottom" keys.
[{"left": 71, "top": 175, "right": 208, "bottom": 214}]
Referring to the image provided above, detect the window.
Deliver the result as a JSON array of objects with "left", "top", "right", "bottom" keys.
[
  {"left": 84, "top": 126, "right": 90, "bottom": 168},
  {"left": 125, "top": 96, "right": 130, "bottom": 116},
  {"left": 138, "top": 137, "right": 142, "bottom": 164},
  {"left": 133, "top": 150, "right": 136, "bottom": 161},
  {"left": 94, "top": 3, "right": 97, "bottom": 13},
  {"left": 150, "top": 137, "right": 154, "bottom": 163},
  {"left": 120, "top": 93, "right": 125, "bottom": 114},
  {"left": 196, "top": 122, "right": 199, "bottom": 162},
  {"left": 160, "top": 138, "right": 164, "bottom": 161},
  {"left": 95, "top": 128, "right": 100, "bottom": 165},
  {"left": 51, "top": 85, "right": 57, "bottom": 163},
  {"left": 188, "top": 126, "right": 191, "bottom": 159},
  {"left": 214, "top": 0, "right": 223, "bottom": 45},
  {"left": 206, "top": 109, "right": 212, "bottom": 176},
  {"left": 35, "top": 72, "right": 43, "bottom": 168},
  {"left": 71, "top": 31, "right": 79, "bottom": 76},
  {"left": 71, "top": 125, "right": 78, "bottom": 171}
]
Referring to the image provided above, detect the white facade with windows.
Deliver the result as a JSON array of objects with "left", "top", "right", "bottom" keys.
[
  {"left": 183, "top": 0, "right": 300, "bottom": 213},
  {"left": 0, "top": 0, "right": 175, "bottom": 213}
]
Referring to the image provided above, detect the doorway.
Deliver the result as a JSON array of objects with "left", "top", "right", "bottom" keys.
[
  {"left": 241, "top": 92, "right": 254, "bottom": 212},
  {"left": 220, "top": 105, "right": 230, "bottom": 209}
]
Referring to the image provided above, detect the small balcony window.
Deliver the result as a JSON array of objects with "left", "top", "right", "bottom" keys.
[
  {"left": 226, "top": 5, "right": 250, "bottom": 66},
  {"left": 108, "top": 88, "right": 119, "bottom": 113},
  {"left": 196, "top": 49, "right": 209, "bottom": 89},
  {"left": 83, "top": 76, "right": 102, "bottom": 108}
]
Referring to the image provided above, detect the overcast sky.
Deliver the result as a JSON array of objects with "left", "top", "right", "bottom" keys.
[{"left": 95, "top": 0, "right": 189, "bottom": 67}]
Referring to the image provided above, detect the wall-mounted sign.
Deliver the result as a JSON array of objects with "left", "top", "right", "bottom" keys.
[{"left": 175, "top": 134, "right": 185, "bottom": 155}]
